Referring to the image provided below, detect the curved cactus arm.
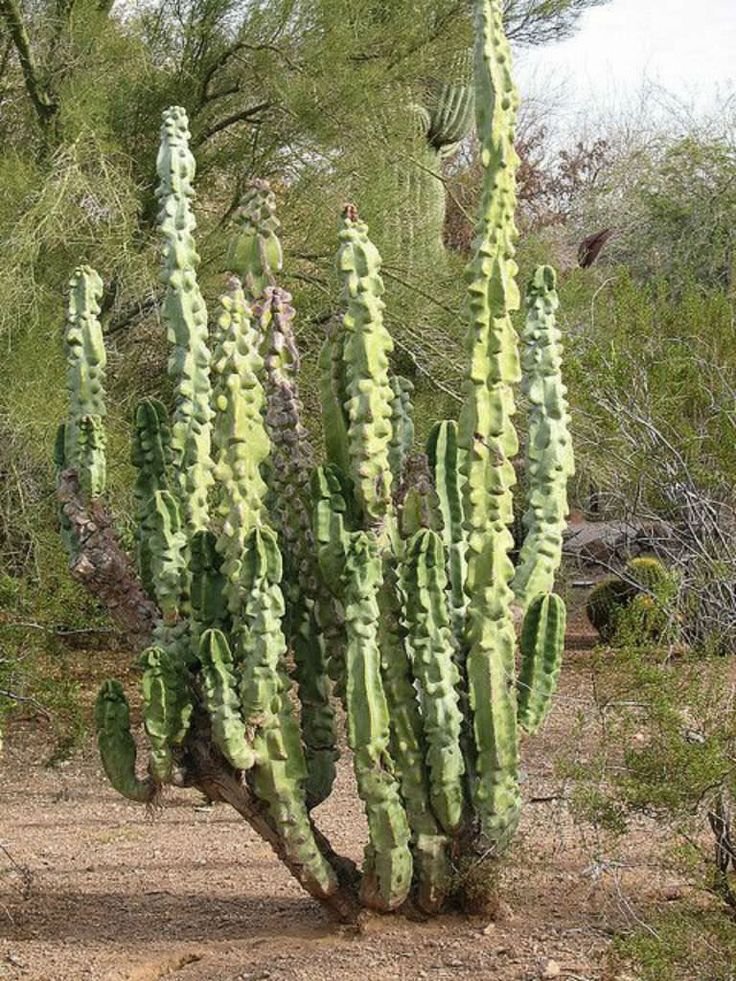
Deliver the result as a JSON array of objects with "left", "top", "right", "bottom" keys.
[
  {"left": 516, "top": 592, "right": 566, "bottom": 735},
  {"left": 95, "top": 680, "right": 155, "bottom": 803},
  {"left": 376, "top": 564, "right": 451, "bottom": 913},
  {"left": 234, "top": 526, "right": 340, "bottom": 899},
  {"left": 156, "top": 106, "right": 213, "bottom": 536},
  {"left": 227, "top": 178, "right": 283, "bottom": 301},
  {"left": 259, "top": 285, "right": 338, "bottom": 807},
  {"left": 337, "top": 206, "right": 395, "bottom": 531},
  {"left": 342, "top": 531, "right": 413, "bottom": 912},
  {"left": 457, "top": 0, "right": 522, "bottom": 849},
  {"left": 199, "top": 629, "right": 256, "bottom": 771},
  {"left": 132, "top": 397, "right": 172, "bottom": 598},
  {"left": 512, "top": 266, "right": 575, "bottom": 609},
  {"left": 148, "top": 490, "right": 188, "bottom": 621},
  {"left": 388, "top": 375, "right": 415, "bottom": 486},
  {"left": 63, "top": 265, "right": 107, "bottom": 498},
  {"left": 318, "top": 323, "right": 352, "bottom": 475},
  {"left": 400, "top": 529, "right": 465, "bottom": 835},
  {"left": 211, "top": 279, "right": 270, "bottom": 614},
  {"left": 140, "top": 646, "right": 193, "bottom": 783},
  {"left": 427, "top": 420, "right": 469, "bottom": 648}
]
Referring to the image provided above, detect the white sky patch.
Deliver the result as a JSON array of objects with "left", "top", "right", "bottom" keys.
[{"left": 516, "top": 0, "right": 736, "bottom": 126}]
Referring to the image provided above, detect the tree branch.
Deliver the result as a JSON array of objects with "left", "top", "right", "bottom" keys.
[
  {"left": 0, "top": 0, "right": 59, "bottom": 130},
  {"left": 192, "top": 101, "right": 271, "bottom": 148}
]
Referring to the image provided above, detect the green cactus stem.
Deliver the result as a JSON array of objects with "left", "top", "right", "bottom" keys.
[
  {"left": 512, "top": 266, "right": 574, "bottom": 609},
  {"left": 95, "top": 680, "right": 155, "bottom": 803},
  {"left": 140, "top": 646, "right": 193, "bottom": 783},
  {"left": 235, "top": 526, "right": 340, "bottom": 899},
  {"left": 157, "top": 106, "right": 213, "bottom": 536},
  {"left": 401, "top": 528, "right": 465, "bottom": 834},
  {"left": 211, "top": 277, "right": 269, "bottom": 613},
  {"left": 337, "top": 205, "right": 395, "bottom": 532},
  {"left": 132, "top": 398, "right": 173, "bottom": 599},
  {"left": 388, "top": 375, "right": 415, "bottom": 486},
  {"left": 199, "top": 629, "right": 256, "bottom": 771},
  {"left": 426, "top": 420, "right": 468, "bottom": 648},
  {"left": 148, "top": 490, "right": 188, "bottom": 621},
  {"left": 63, "top": 265, "right": 107, "bottom": 498},
  {"left": 319, "top": 319, "right": 352, "bottom": 476},
  {"left": 227, "top": 178, "right": 283, "bottom": 300},
  {"left": 189, "top": 529, "right": 228, "bottom": 637},
  {"left": 372, "top": 557, "right": 451, "bottom": 913},
  {"left": 457, "top": 0, "right": 523, "bottom": 848},
  {"left": 516, "top": 592, "right": 566, "bottom": 735},
  {"left": 259, "top": 285, "right": 338, "bottom": 807},
  {"left": 341, "top": 532, "right": 413, "bottom": 910}
]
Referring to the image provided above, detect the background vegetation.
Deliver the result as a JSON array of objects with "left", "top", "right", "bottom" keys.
[{"left": 1, "top": 0, "right": 735, "bottom": 971}]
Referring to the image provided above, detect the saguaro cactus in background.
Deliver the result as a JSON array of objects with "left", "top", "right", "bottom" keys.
[{"left": 56, "top": 0, "right": 573, "bottom": 921}]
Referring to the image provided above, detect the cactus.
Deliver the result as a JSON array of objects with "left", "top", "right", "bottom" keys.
[
  {"left": 587, "top": 558, "right": 675, "bottom": 645},
  {"left": 57, "top": 0, "right": 574, "bottom": 923}
]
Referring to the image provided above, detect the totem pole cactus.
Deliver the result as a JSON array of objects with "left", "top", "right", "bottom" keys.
[{"left": 56, "top": 0, "right": 573, "bottom": 921}]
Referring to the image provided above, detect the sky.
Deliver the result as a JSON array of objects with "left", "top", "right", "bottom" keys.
[{"left": 516, "top": 0, "right": 736, "bottom": 126}]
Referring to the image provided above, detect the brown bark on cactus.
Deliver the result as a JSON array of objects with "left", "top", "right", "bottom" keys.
[
  {"left": 57, "top": 469, "right": 159, "bottom": 649},
  {"left": 186, "top": 723, "right": 361, "bottom": 923}
]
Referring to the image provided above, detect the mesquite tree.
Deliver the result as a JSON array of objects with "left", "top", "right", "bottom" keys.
[{"left": 55, "top": 0, "right": 573, "bottom": 920}]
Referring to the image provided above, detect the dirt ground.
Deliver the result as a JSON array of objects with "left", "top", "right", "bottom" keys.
[{"left": 0, "top": 615, "right": 689, "bottom": 981}]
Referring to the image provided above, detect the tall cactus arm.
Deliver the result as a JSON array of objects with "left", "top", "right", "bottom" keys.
[
  {"left": 378, "top": 564, "right": 451, "bottom": 913},
  {"left": 337, "top": 206, "right": 395, "bottom": 531},
  {"left": 156, "top": 106, "right": 213, "bottom": 536},
  {"left": 259, "top": 285, "right": 338, "bottom": 808},
  {"left": 63, "top": 265, "right": 107, "bottom": 498},
  {"left": 95, "top": 680, "right": 155, "bottom": 803},
  {"left": 342, "top": 532, "right": 413, "bottom": 912},
  {"left": 388, "top": 375, "right": 415, "bottom": 487},
  {"left": 148, "top": 490, "right": 188, "bottom": 621},
  {"left": 426, "top": 420, "right": 468, "bottom": 648},
  {"left": 319, "top": 321, "right": 352, "bottom": 475},
  {"left": 211, "top": 278, "right": 269, "bottom": 613},
  {"left": 140, "top": 646, "right": 193, "bottom": 783},
  {"left": 227, "top": 178, "right": 283, "bottom": 301},
  {"left": 199, "top": 629, "right": 256, "bottom": 771},
  {"left": 457, "top": 0, "right": 522, "bottom": 848},
  {"left": 375, "top": 564, "right": 451, "bottom": 913},
  {"left": 132, "top": 398, "right": 172, "bottom": 598},
  {"left": 234, "top": 526, "right": 340, "bottom": 899},
  {"left": 400, "top": 529, "right": 465, "bottom": 835},
  {"left": 516, "top": 592, "right": 566, "bottom": 735},
  {"left": 512, "top": 266, "right": 575, "bottom": 608}
]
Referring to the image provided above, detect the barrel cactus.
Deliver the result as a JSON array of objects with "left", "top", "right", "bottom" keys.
[{"left": 56, "top": 0, "right": 574, "bottom": 920}]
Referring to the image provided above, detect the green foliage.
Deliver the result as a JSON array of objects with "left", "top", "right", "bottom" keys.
[
  {"left": 613, "top": 907, "right": 736, "bottom": 981},
  {"left": 586, "top": 558, "right": 679, "bottom": 647}
]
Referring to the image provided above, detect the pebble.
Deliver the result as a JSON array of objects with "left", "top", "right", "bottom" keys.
[{"left": 541, "top": 959, "right": 561, "bottom": 978}]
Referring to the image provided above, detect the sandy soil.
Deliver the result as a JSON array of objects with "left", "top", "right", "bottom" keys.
[{"left": 0, "top": 617, "right": 684, "bottom": 981}]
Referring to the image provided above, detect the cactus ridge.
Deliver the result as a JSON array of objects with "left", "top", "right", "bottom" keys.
[
  {"left": 140, "top": 645, "right": 193, "bottom": 783},
  {"left": 516, "top": 592, "right": 566, "bottom": 734},
  {"left": 401, "top": 528, "right": 465, "bottom": 834},
  {"left": 343, "top": 531, "right": 413, "bottom": 911},
  {"left": 157, "top": 106, "right": 213, "bottom": 536},
  {"left": 512, "top": 266, "right": 574, "bottom": 608}
]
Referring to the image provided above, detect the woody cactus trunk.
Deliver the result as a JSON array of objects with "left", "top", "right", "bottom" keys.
[{"left": 55, "top": 0, "right": 573, "bottom": 921}]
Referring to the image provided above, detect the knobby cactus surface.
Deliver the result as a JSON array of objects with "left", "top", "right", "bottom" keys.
[{"left": 56, "top": 0, "right": 573, "bottom": 922}]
